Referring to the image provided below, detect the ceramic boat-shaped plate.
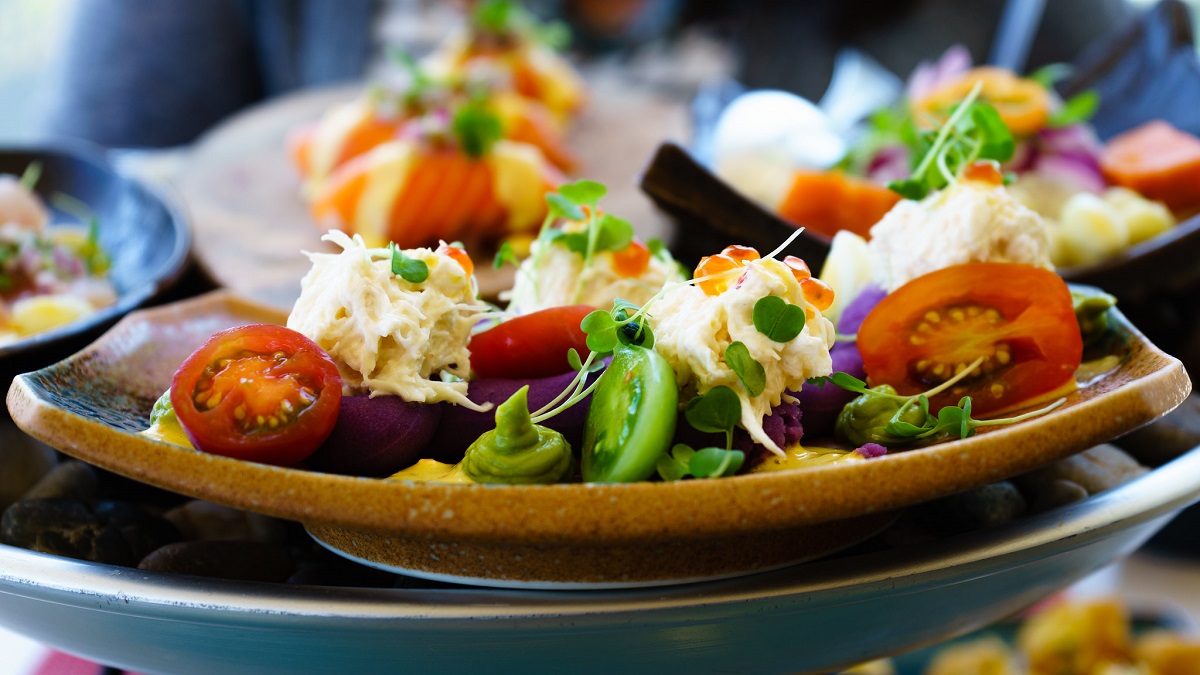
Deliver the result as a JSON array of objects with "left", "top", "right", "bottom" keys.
[
  {"left": 2, "top": 445, "right": 1199, "bottom": 673},
  {"left": 6, "top": 291, "right": 1191, "bottom": 586}
]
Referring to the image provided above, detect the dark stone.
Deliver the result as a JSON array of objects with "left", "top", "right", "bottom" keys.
[
  {"left": 1, "top": 498, "right": 181, "bottom": 566},
  {"left": 164, "top": 500, "right": 287, "bottom": 543},
  {"left": 21, "top": 460, "right": 98, "bottom": 501},
  {"left": 912, "top": 481, "right": 1028, "bottom": 534},
  {"left": 138, "top": 540, "right": 296, "bottom": 583}
]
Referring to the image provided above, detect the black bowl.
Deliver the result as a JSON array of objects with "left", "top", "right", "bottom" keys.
[
  {"left": 639, "top": 0, "right": 1200, "bottom": 304},
  {"left": 0, "top": 143, "right": 191, "bottom": 387}
]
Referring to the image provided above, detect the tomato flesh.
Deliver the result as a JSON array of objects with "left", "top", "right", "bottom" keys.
[
  {"left": 581, "top": 344, "right": 678, "bottom": 482},
  {"left": 469, "top": 305, "right": 593, "bottom": 379},
  {"left": 857, "top": 263, "right": 1082, "bottom": 415},
  {"left": 170, "top": 324, "right": 342, "bottom": 466}
]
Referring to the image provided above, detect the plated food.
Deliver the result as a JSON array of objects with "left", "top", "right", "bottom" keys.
[
  {"left": 291, "top": 0, "right": 583, "bottom": 251},
  {"left": 0, "top": 164, "right": 115, "bottom": 345},
  {"left": 0, "top": 146, "right": 189, "bottom": 369}
]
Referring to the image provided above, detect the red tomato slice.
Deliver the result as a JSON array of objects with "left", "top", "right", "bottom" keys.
[
  {"left": 469, "top": 305, "right": 593, "bottom": 379},
  {"left": 857, "top": 263, "right": 1082, "bottom": 415},
  {"left": 170, "top": 324, "right": 343, "bottom": 466}
]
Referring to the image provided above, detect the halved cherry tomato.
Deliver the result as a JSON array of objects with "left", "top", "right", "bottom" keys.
[
  {"left": 170, "top": 324, "right": 343, "bottom": 466},
  {"left": 856, "top": 263, "right": 1082, "bottom": 415},
  {"left": 469, "top": 305, "right": 593, "bottom": 379}
]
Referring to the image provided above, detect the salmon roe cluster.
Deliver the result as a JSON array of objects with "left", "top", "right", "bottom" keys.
[{"left": 693, "top": 245, "right": 834, "bottom": 311}]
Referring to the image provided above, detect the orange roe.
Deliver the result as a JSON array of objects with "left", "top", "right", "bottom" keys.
[
  {"left": 694, "top": 245, "right": 761, "bottom": 296},
  {"left": 963, "top": 160, "right": 1005, "bottom": 186},
  {"left": 612, "top": 239, "right": 651, "bottom": 278},
  {"left": 436, "top": 242, "right": 474, "bottom": 277}
]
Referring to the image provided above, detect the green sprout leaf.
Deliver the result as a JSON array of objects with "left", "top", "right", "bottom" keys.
[
  {"left": 1048, "top": 90, "right": 1100, "bottom": 128},
  {"left": 1028, "top": 62, "right": 1074, "bottom": 89},
  {"left": 390, "top": 243, "right": 429, "bottom": 283},
  {"left": 557, "top": 180, "right": 606, "bottom": 207},
  {"left": 689, "top": 447, "right": 745, "bottom": 479},
  {"left": 592, "top": 214, "right": 634, "bottom": 253},
  {"left": 752, "top": 295, "right": 806, "bottom": 343},
  {"left": 656, "top": 444, "right": 696, "bottom": 481},
  {"left": 546, "top": 192, "right": 586, "bottom": 221},
  {"left": 684, "top": 386, "right": 741, "bottom": 436},
  {"left": 493, "top": 241, "right": 519, "bottom": 269},
  {"left": 725, "top": 342, "right": 766, "bottom": 397},
  {"left": 580, "top": 309, "right": 619, "bottom": 353},
  {"left": 971, "top": 104, "right": 1015, "bottom": 162},
  {"left": 452, "top": 101, "right": 503, "bottom": 159},
  {"left": 567, "top": 348, "right": 584, "bottom": 372},
  {"left": 19, "top": 162, "right": 42, "bottom": 190}
]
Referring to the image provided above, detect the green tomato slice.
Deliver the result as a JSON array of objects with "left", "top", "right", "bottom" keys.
[{"left": 581, "top": 344, "right": 678, "bottom": 483}]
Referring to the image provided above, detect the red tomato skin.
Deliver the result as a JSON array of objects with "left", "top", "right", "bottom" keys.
[
  {"left": 170, "top": 324, "right": 342, "bottom": 466},
  {"left": 469, "top": 305, "right": 594, "bottom": 379},
  {"left": 857, "top": 263, "right": 1082, "bottom": 416}
]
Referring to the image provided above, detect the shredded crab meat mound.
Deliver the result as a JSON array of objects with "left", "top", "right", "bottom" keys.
[
  {"left": 287, "top": 230, "right": 488, "bottom": 410},
  {"left": 649, "top": 258, "right": 836, "bottom": 455},
  {"left": 869, "top": 181, "right": 1054, "bottom": 292}
]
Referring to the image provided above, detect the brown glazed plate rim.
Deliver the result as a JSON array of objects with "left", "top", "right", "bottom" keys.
[{"left": 6, "top": 290, "right": 1191, "bottom": 545}]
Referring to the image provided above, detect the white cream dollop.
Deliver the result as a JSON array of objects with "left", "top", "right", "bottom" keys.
[
  {"left": 505, "top": 234, "right": 684, "bottom": 314},
  {"left": 648, "top": 258, "right": 835, "bottom": 455},
  {"left": 868, "top": 181, "right": 1054, "bottom": 292},
  {"left": 287, "top": 230, "right": 487, "bottom": 409}
]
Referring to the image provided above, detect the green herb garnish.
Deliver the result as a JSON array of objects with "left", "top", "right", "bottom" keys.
[
  {"left": 656, "top": 443, "right": 745, "bottom": 481},
  {"left": 887, "top": 82, "right": 1015, "bottom": 201},
  {"left": 19, "top": 162, "right": 42, "bottom": 190},
  {"left": 752, "top": 295, "right": 805, "bottom": 342},
  {"left": 451, "top": 99, "right": 504, "bottom": 159},
  {"left": 1048, "top": 90, "right": 1100, "bottom": 128},
  {"left": 725, "top": 341, "right": 766, "bottom": 397},
  {"left": 390, "top": 243, "right": 430, "bottom": 283},
  {"left": 684, "top": 385, "right": 741, "bottom": 451},
  {"left": 493, "top": 241, "right": 519, "bottom": 269}
]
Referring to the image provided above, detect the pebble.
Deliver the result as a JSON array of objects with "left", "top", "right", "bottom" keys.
[
  {"left": 1016, "top": 444, "right": 1147, "bottom": 513},
  {"left": 0, "top": 425, "right": 57, "bottom": 512},
  {"left": 138, "top": 540, "right": 296, "bottom": 583},
  {"left": 1, "top": 498, "right": 180, "bottom": 566},
  {"left": 164, "top": 500, "right": 287, "bottom": 544},
  {"left": 21, "top": 460, "right": 98, "bottom": 501}
]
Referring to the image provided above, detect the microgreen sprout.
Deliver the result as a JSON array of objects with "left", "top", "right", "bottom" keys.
[
  {"left": 656, "top": 443, "right": 745, "bottom": 481},
  {"left": 19, "top": 162, "right": 42, "bottom": 190},
  {"left": 888, "top": 81, "right": 1015, "bottom": 201},
  {"left": 50, "top": 192, "right": 110, "bottom": 274},
  {"left": 452, "top": 98, "right": 504, "bottom": 159},
  {"left": 814, "top": 357, "right": 1066, "bottom": 445},
  {"left": 389, "top": 243, "right": 430, "bottom": 283},
  {"left": 725, "top": 342, "right": 766, "bottom": 397},
  {"left": 753, "top": 295, "right": 805, "bottom": 342},
  {"left": 493, "top": 241, "right": 519, "bottom": 269}
]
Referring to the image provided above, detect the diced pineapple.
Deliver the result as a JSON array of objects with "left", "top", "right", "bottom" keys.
[
  {"left": 1060, "top": 193, "right": 1128, "bottom": 266},
  {"left": 1104, "top": 187, "right": 1175, "bottom": 245},
  {"left": 818, "top": 230, "right": 873, "bottom": 322}
]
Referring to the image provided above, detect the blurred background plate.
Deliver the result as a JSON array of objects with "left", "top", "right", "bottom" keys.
[
  {"left": 179, "top": 72, "right": 684, "bottom": 312},
  {"left": 640, "top": 0, "right": 1200, "bottom": 304},
  {"left": 0, "top": 443, "right": 1197, "bottom": 674},
  {"left": 0, "top": 144, "right": 190, "bottom": 388}
]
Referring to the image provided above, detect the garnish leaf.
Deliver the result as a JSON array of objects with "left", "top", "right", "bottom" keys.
[
  {"left": 19, "top": 162, "right": 42, "bottom": 190},
  {"left": 689, "top": 447, "right": 745, "bottom": 479},
  {"left": 493, "top": 241, "right": 519, "bottom": 269},
  {"left": 452, "top": 101, "right": 503, "bottom": 158},
  {"left": 1048, "top": 90, "right": 1100, "bottom": 128},
  {"left": 656, "top": 444, "right": 696, "bottom": 482},
  {"left": 1028, "top": 62, "right": 1074, "bottom": 89},
  {"left": 557, "top": 180, "right": 606, "bottom": 207},
  {"left": 752, "top": 295, "right": 806, "bottom": 342},
  {"left": 592, "top": 214, "right": 634, "bottom": 253},
  {"left": 971, "top": 104, "right": 1015, "bottom": 162},
  {"left": 684, "top": 386, "right": 741, "bottom": 435},
  {"left": 580, "top": 309, "right": 619, "bottom": 353},
  {"left": 567, "top": 348, "right": 584, "bottom": 372},
  {"left": 390, "top": 243, "right": 430, "bottom": 283},
  {"left": 546, "top": 192, "right": 586, "bottom": 221},
  {"left": 725, "top": 342, "right": 766, "bottom": 397}
]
